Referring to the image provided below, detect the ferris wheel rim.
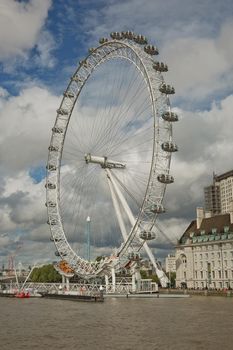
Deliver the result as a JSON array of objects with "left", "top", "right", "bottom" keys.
[{"left": 46, "top": 34, "right": 175, "bottom": 277}]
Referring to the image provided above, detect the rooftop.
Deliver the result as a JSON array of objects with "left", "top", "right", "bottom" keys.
[
  {"left": 179, "top": 213, "right": 233, "bottom": 245},
  {"left": 214, "top": 169, "right": 233, "bottom": 182}
]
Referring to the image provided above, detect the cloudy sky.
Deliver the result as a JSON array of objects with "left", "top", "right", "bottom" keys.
[{"left": 0, "top": 0, "right": 233, "bottom": 268}]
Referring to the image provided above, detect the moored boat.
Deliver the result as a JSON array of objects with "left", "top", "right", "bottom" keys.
[
  {"left": 15, "top": 291, "right": 30, "bottom": 298},
  {"left": 40, "top": 291, "right": 104, "bottom": 302}
]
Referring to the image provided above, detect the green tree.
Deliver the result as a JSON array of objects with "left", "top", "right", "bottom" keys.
[{"left": 30, "top": 264, "right": 62, "bottom": 283}]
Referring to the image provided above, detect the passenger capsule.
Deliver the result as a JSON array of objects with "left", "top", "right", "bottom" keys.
[
  {"left": 45, "top": 182, "right": 56, "bottom": 189},
  {"left": 46, "top": 164, "right": 57, "bottom": 171},
  {"left": 157, "top": 174, "right": 174, "bottom": 184},
  {"left": 161, "top": 141, "right": 178, "bottom": 152},
  {"left": 153, "top": 61, "right": 168, "bottom": 72},
  {"left": 150, "top": 204, "right": 165, "bottom": 214},
  {"left": 128, "top": 252, "right": 141, "bottom": 261},
  {"left": 162, "top": 111, "right": 178, "bottom": 122},
  {"left": 47, "top": 218, "right": 57, "bottom": 225},
  {"left": 115, "top": 32, "right": 123, "bottom": 39},
  {"left": 45, "top": 201, "right": 56, "bottom": 208},
  {"left": 133, "top": 35, "right": 148, "bottom": 44},
  {"left": 122, "top": 31, "right": 134, "bottom": 39},
  {"left": 57, "top": 108, "right": 69, "bottom": 115},
  {"left": 111, "top": 32, "right": 122, "bottom": 39},
  {"left": 48, "top": 145, "right": 59, "bottom": 152},
  {"left": 139, "top": 231, "right": 156, "bottom": 240},
  {"left": 144, "top": 45, "right": 159, "bottom": 55},
  {"left": 71, "top": 75, "right": 82, "bottom": 83},
  {"left": 99, "top": 37, "right": 108, "bottom": 44},
  {"left": 79, "top": 60, "right": 89, "bottom": 68},
  {"left": 51, "top": 237, "right": 62, "bottom": 242},
  {"left": 88, "top": 47, "right": 95, "bottom": 53},
  {"left": 52, "top": 126, "right": 63, "bottom": 134},
  {"left": 159, "top": 84, "right": 175, "bottom": 94},
  {"left": 63, "top": 91, "right": 75, "bottom": 98}
]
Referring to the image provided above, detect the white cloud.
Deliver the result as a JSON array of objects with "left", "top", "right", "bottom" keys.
[
  {"left": 163, "top": 21, "right": 233, "bottom": 101},
  {"left": 34, "top": 30, "right": 57, "bottom": 68},
  {"left": 163, "top": 93, "right": 233, "bottom": 225},
  {"left": 0, "top": 85, "right": 60, "bottom": 172},
  {"left": 0, "top": 0, "right": 52, "bottom": 68}
]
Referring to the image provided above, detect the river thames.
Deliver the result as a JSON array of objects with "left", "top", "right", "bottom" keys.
[{"left": 1, "top": 296, "right": 232, "bottom": 350}]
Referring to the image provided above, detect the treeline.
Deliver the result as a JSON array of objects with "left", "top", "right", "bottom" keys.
[{"left": 30, "top": 264, "right": 62, "bottom": 283}]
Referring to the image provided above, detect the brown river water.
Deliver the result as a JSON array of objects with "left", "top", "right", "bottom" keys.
[{"left": 0, "top": 296, "right": 232, "bottom": 350}]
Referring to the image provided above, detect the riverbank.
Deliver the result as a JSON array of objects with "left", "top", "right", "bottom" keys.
[{"left": 159, "top": 288, "right": 233, "bottom": 297}]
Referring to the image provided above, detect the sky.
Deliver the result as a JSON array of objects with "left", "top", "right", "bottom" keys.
[{"left": 0, "top": 0, "right": 233, "bottom": 268}]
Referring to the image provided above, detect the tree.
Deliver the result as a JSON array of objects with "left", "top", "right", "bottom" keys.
[{"left": 30, "top": 264, "right": 62, "bottom": 283}]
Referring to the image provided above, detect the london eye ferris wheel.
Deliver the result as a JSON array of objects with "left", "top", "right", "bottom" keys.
[{"left": 46, "top": 31, "right": 178, "bottom": 287}]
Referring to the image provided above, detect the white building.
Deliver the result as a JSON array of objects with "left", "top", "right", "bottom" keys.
[
  {"left": 176, "top": 205, "right": 233, "bottom": 290},
  {"left": 165, "top": 254, "right": 176, "bottom": 273}
]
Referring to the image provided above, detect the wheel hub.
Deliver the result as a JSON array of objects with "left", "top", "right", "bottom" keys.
[{"left": 84, "top": 153, "right": 126, "bottom": 169}]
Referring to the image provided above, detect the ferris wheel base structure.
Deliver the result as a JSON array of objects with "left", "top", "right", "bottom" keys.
[{"left": 46, "top": 31, "right": 179, "bottom": 288}]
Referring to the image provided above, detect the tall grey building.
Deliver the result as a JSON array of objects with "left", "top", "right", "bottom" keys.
[{"left": 204, "top": 170, "right": 233, "bottom": 214}]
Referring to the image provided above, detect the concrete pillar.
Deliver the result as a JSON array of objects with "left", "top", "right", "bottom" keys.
[
  {"left": 105, "top": 275, "right": 109, "bottom": 294},
  {"left": 111, "top": 267, "right": 116, "bottom": 293},
  {"left": 136, "top": 269, "right": 141, "bottom": 292},
  {"left": 66, "top": 277, "right": 70, "bottom": 291},
  {"left": 62, "top": 274, "right": 65, "bottom": 287},
  {"left": 132, "top": 270, "right": 136, "bottom": 293}
]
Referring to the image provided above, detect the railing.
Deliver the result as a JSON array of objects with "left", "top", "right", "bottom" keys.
[{"left": 0, "top": 279, "right": 158, "bottom": 295}]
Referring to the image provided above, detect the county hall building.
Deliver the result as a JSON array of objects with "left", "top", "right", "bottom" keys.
[{"left": 176, "top": 206, "right": 233, "bottom": 290}]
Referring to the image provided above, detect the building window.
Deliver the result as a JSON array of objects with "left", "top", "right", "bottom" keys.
[
  {"left": 224, "top": 260, "right": 228, "bottom": 267},
  {"left": 201, "top": 271, "right": 203, "bottom": 279},
  {"left": 225, "top": 270, "right": 228, "bottom": 278},
  {"left": 218, "top": 271, "right": 221, "bottom": 278},
  {"left": 200, "top": 254, "right": 202, "bottom": 260},
  {"left": 212, "top": 271, "right": 215, "bottom": 279}
]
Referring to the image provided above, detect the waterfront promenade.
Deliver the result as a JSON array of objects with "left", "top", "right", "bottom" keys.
[{"left": 159, "top": 288, "right": 233, "bottom": 297}]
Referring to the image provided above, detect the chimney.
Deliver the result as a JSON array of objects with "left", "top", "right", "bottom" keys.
[
  {"left": 196, "top": 207, "right": 205, "bottom": 229},
  {"left": 229, "top": 201, "right": 233, "bottom": 224},
  {"left": 205, "top": 210, "right": 212, "bottom": 218}
]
